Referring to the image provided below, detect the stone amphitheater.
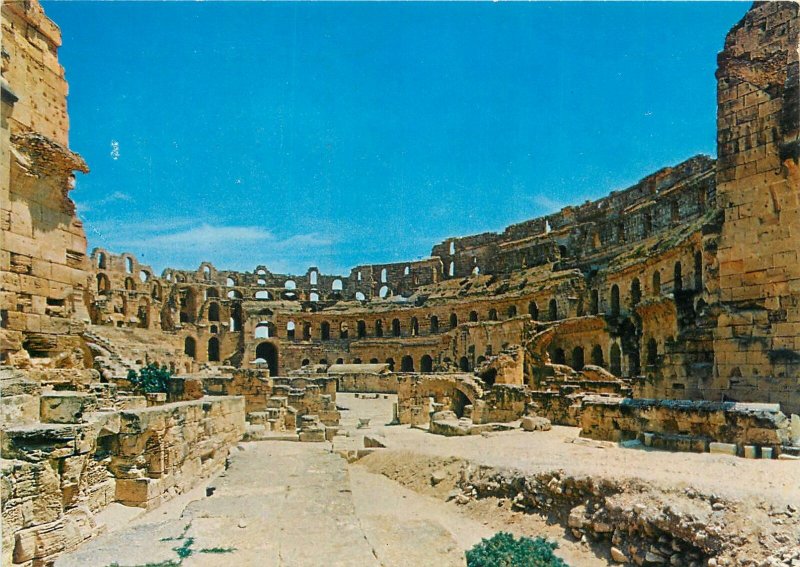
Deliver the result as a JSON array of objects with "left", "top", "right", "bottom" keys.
[{"left": 1, "top": 1, "right": 799, "bottom": 566}]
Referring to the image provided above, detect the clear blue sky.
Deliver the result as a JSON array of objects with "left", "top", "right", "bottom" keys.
[{"left": 45, "top": 1, "right": 749, "bottom": 276}]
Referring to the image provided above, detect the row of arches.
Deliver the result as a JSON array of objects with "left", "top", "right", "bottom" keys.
[{"left": 550, "top": 337, "right": 660, "bottom": 377}]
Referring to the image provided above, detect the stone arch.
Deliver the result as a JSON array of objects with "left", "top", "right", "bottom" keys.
[
  {"left": 488, "top": 308, "right": 498, "bottom": 321},
  {"left": 410, "top": 317, "right": 419, "bottom": 336},
  {"left": 631, "top": 278, "right": 641, "bottom": 308},
  {"left": 256, "top": 342, "right": 278, "bottom": 376},
  {"left": 646, "top": 338, "right": 658, "bottom": 367},
  {"left": 674, "top": 262, "right": 683, "bottom": 292},
  {"left": 184, "top": 336, "right": 196, "bottom": 359},
  {"left": 357, "top": 320, "right": 366, "bottom": 339},
  {"left": 459, "top": 356, "right": 470, "bottom": 372},
  {"left": 591, "top": 344, "right": 604, "bottom": 366},
  {"left": 207, "top": 302, "right": 220, "bottom": 322},
  {"left": 385, "top": 357, "right": 395, "bottom": 371},
  {"left": 375, "top": 320, "right": 383, "bottom": 337},
  {"left": 507, "top": 305, "right": 517, "bottom": 318},
  {"left": 392, "top": 318, "right": 401, "bottom": 337},
  {"left": 449, "top": 313, "right": 458, "bottom": 328},
  {"left": 610, "top": 343, "right": 622, "bottom": 376},
  {"left": 207, "top": 337, "right": 220, "bottom": 362},
  {"left": 469, "top": 310, "right": 478, "bottom": 322},
  {"left": 652, "top": 270, "right": 661, "bottom": 295},
  {"left": 548, "top": 298, "right": 558, "bottom": 321},
  {"left": 528, "top": 300, "right": 539, "bottom": 320},
  {"left": 420, "top": 355, "right": 433, "bottom": 373},
  {"left": 96, "top": 273, "right": 111, "bottom": 295},
  {"left": 401, "top": 355, "right": 414, "bottom": 372},
  {"left": 430, "top": 315, "right": 439, "bottom": 334},
  {"left": 286, "top": 321, "right": 296, "bottom": 339},
  {"left": 571, "top": 346, "right": 585, "bottom": 371},
  {"left": 321, "top": 321, "right": 331, "bottom": 340},
  {"left": 610, "top": 285, "right": 620, "bottom": 316}
]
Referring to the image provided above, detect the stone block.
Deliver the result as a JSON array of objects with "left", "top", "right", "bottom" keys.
[
  {"left": 39, "top": 392, "right": 96, "bottom": 424},
  {"left": 709, "top": 442, "right": 738, "bottom": 456}
]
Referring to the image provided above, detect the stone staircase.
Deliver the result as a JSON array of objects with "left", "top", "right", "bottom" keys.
[{"left": 81, "top": 328, "right": 136, "bottom": 383}]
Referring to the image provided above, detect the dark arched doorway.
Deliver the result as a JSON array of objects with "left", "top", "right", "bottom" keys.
[{"left": 256, "top": 342, "right": 279, "bottom": 376}]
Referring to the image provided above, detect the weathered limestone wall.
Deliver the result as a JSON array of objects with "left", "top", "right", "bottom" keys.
[
  {"left": 1, "top": 1, "right": 90, "bottom": 365},
  {"left": 713, "top": 1, "right": 800, "bottom": 413},
  {"left": 580, "top": 396, "right": 795, "bottom": 453},
  {"left": 1, "top": 394, "right": 246, "bottom": 566}
]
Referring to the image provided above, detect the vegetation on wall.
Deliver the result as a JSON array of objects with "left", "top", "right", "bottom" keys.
[{"left": 465, "top": 532, "right": 568, "bottom": 567}]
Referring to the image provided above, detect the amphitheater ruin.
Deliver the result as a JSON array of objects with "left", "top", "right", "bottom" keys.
[{"left": 2, "top": 1, "right": 799, "bottom": 566}]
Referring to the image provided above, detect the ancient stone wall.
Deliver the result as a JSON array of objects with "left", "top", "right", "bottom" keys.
[
  {"left": 713, "top": 1, "right": 800, "bottom": 414},
  {"left": 1, "top": 1, "right": 90, "bottom": 365}
]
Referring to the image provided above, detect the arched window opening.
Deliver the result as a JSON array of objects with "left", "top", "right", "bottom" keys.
[
  {"left": 430, "top": 315, "right": 439, "bottom": 334},
  {"left": 319, "top": 358, "right": 328, "bottom": 365},
  {"left": 357, "top": 271, "right": 362, "bottom": 281},
  {"left": 488, "top": 308, "right": 498, "bottom": 321},
  {"left": 96, "top": 273, "right": 111, "bottom": 295},
  {"left": 184, "top": 337, "right": 196, "bottom": 359},
  {"left": 229, "top": 303, "right": 242, "bottom": 332},
  {"left": 420, "top": 355, "right": 433, "bottom": 373},
  {"left": 207, "top": 288, "right": 219, "bottom": 298},
  {"left": 379, "top": 286, "right": 389, "bottom": 298},
  {"left": 309, "top": 271, "right": 318, "bottom": 285},
  {"left": 257, "top": 279, "right": 266, "bottom": 286},
  {"left": 410, "top": 317, "right": 419, "bottom": 336},
  {"left": 610, "top": 344, "right": 622, "bottom": 376},
  {"left": 286, "top": 321, "right": 296, "bottom": 340},
  {"left": 355, "top": 291, "right": 366, "bottom": 301},
  {"left": 227, "top": 290, "right": 242, "bottom": 300},
  {"left": 674, "top": 262, "right": 683, "bottom": 292},
  {"left": 302, "top": 358, "right": 310, "bottom": 366},
  {"left": 552, "top": 348, "right": 566, "bottom": 365},
  {"left": 255, "top": 290, "right": 270, "bottom": 300},
  {"left": 375, "top": 320, "right": 384, "bottom": 338},
  {"left": 151, "top": 282, "right": 162, "bottom": 301},
  {"left": 472, "top": 266, "right": 480, "bottom": 275},
  {"left": 589, "top": 290, "right": 598, "bottom": 315},
  {"left": 210, "top": 325, "right": 218, "bottom": 334},
  {"left": 528, "top": 301, "right": 539, "bottom": 320},
  {"left": 357, "top": 320, "right": 366, "bottom": 338},
  {"left": 392, "top": 318, "right": 401, "bottom": 337},
  {"left": 369, "top": 358, "right": 379, "bottom": 364},
  {"left": 548, "top": 299, "right": 558, "bottom": 321},
  {"left": 226, "top": 277, "right": 235, "bottom": 287},
  {"left": 310, "top": 292, "right": 319, "bottom": 302},
  {"left": 332, "top": 279, "right": 343, "bottom": 291},
  {"left": 353, "top": 358, "right": 362, "bottom": 364},
  {"left": 97, "top": 253, "right": 107, "bottom": 269},
  {"left": 449, "top": 241, "right": 456, "bottom": 255},
  {"left": 139, "top": 270, "right": 149, "bottom": 283},
  {"left": 631, "top": 278, "right": 641, "bottom": 308},
  {"left": 694, "top": 251, "right": 703, "bottom": 291},
  {"left": 448, "top": 262, "right": 455, "bottom": 277},
  {"left": 302, "top": 322, "right": 311, "bottom": 340},
  {"left": 401, "top": 355, "right": 414, "bottom": 372},
  {"left": 571, "top": 346, "right": 585, "bottom": 371},
  {"left": 404, "top": 266, "right": 410, "bottom": 276},
  {"left": 202, "top": 266, "right": 211, "bottom": 280},
  {"left": 255, "top": 342, "right": 278, "bottom": 376},
  {"left": 125, "top": 257, "right": 133, "bottom": 274},
  {"left": 652, "top": 271, "right": 661, "bottom": 295},
  {"left": 610, "top": 285, "right": 620, "bottom": 316},
  {"left": 125, "top": 277, "right": 135, "bottom": 291},
  {"left": 507, "top": 305, "right": 517, "bottom": 318},
  {"left": 254, "top": 321, "right": 271, "bottom": 339},
  {"left": 285, "top": 280, "right": 296, "bottom": 290},
  {"left": 339, "top": 322, "right": 348, "bottom": 339},
  {"left": 591, "top": 345, "right": 604, "bottom": 366},
  {"left": 646, "top": 338, "right": 658, "bottom": 366},
  {"left": 207, "top": 337, "right": 220, "bottom": 362},
  {"left": 449, "top": 313, "right": 458, "bottom": 328},
  {"left": 336, "top": 358, "right": 344, "bottom": 365},
  {"left": 385, "top": 358, "right": 395, "bottom": 371},
  {"left": 469, "top": 310, "right": 478, "bottom": 323},
  {"left": 320, "top": 321, "right": 330, "bottom": 340},
  {"left": 380, "top": 268, "right": 388, "bottom": 283},
  {"left": 459, "top": 357, "right": 470, "bottom": 372}
]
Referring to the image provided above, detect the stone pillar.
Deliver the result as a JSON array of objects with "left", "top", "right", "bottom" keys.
[{"left": 714, "top": 2, "right": 800, "bottom": 413}]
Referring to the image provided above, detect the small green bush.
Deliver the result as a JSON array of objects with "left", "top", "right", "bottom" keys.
[
  {"left": 127, "top": 363, "right": 171, "bottom": 394},
  {"left": 466, "top": 532, "right": 568, "bottom": 567}
]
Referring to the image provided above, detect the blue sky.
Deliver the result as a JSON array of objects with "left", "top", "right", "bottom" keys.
[{"left": 45, "top": 1, "right": 749, "bottom": 276}]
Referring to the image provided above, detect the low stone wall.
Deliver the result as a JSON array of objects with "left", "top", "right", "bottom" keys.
[
  {"left": 1, "top": 396, "right": 245, "bottom": 566},
  {"left": 472, "top": 385, "right": 528, "bottom": 424},
  {"left": 580, "top": 396, "right": 796, "bottom": 454},
  {"left": 333, "top": 371, "right": 401, "bottom": 393}
]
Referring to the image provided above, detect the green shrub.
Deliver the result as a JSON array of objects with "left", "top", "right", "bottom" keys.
[
  {"left": 127, "top": 363, "right": 171, "bottom": 394},
  {"left": 466, "top": 532, "right": 568, "bottom": 567}
]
